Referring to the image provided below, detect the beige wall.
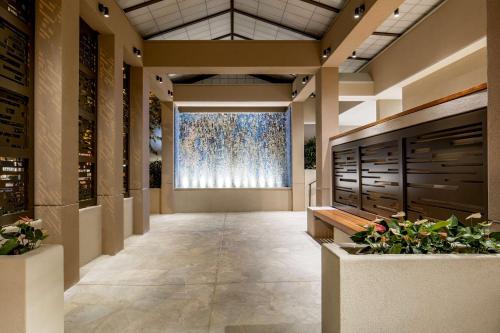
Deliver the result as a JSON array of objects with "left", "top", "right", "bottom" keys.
[
  {"left": 377, "top": 99, "right": 402, "bottom": 119},
  {"left": 123, "top": 198, "right": 134, "bottom": 239},
  {"left": 174, "top": 84, "right": 291, "bottom": 105},
  {"left": 304, "top": 98, "right": 316, "bottom": 124},
  {"left": 291, "top": 103, "right": 305, "bottom": 211},
  {"left": 79, "top": 206, "right": 102, "bottom": 267},
  {"left": 366, "top": 0, "right": 486, "bottom": 95},
  {"left": 150, "top": 188, "right": 161, "bottom": 214},
  {"left": 402, "top": 48, "right": 487, "bottom": 110},
  {"left": 144, "top": 40, "right": 321, "bottom": 74},
  {"left": 173, "top": 189, "right": 292, "bottom": 212}
]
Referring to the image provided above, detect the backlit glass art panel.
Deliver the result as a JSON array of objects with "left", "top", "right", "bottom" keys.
[{"left": 175, "top": 111, "right": 291, "bottom": 189}]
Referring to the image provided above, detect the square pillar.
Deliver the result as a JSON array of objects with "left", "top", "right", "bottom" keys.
[
  {"left": 291, "top": 102, "right": 305, "bottom": 211},
  {"left": 130, "top": 67, "right": 150, "bottom": 234},
  {"left": 97, "top": 35, "right": 124, "bottom": 254},
  {"left": 34, "top": 0, "right": 80, "bottom": 289},
  {"left": 487, "top": 0, "right": 500, "bottom": 224},
  {"left": 315, "top": 67, "right": 339, "bottom": 206},
  {"left": 160, "top": 101, "right": 175, "bottom": 213}
]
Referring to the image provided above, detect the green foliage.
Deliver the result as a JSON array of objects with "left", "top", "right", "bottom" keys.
[
  {"left": 149, "top": 160, "right": 162, "bottom": 188},
  {"left": 351, "top": 213, "right": 500, "bottom": 255},
  {"left": 304, "top": 137, "right": 316, "bottom": 169},
  {"left": 0, "top": 217, "right": 48, "bottom": 255}
]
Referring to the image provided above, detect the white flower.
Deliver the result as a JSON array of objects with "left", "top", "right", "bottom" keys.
[
  {"left": 2, "top": 226, "right": 20, "bottom": 233},
  {"left": 466, "top": 213, "right": 482, "bottom": 220}
]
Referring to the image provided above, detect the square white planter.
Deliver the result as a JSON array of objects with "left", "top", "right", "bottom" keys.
[
  {"left": 0, "top": 244, "right": 64, "bottom": 333},
  {"left": 322, "top": 243, "right": 500, "bottom": 333}
]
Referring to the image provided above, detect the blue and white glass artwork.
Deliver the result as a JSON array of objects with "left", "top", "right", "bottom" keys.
[{"left": 174, "top": 111, "right": 291, "bottom": 188}]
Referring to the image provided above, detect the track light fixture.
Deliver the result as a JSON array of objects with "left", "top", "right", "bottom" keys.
[
  {"left": 322, "top": 47, "right": 331, "bottom": 59},
  {"left": 394, "top": 8, "right": 400, "bottom": 17},
  {"left": 354, "top": 4, "right": 365, "bottom": 19},
  {"left": 302, "top": 76, "right": 309, "bottom": 85},
  {"left": 156, "top": 75, "right": 163, "bottom": 83},
  {"left": 168, "top": 90, "right": 174, "bottom": 97},
  {"left": 352, "top": 51, "right": 357, "bottom": 58},
  {"left": 133, "top": 47, "right": 141, "bottom": 58},
  {"left": 98, "top": 3, "right": 110, "bottom": 17},
  {"left": 309, "top": 93, "right": 316, "bottom": 99},
  {"left": 292, "top": 90, "right": 297, "bottom": 99}
]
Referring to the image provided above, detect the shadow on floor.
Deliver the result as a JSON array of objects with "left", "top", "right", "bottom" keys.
[{"left": 224, "top": 323, "right": 320, "bottom": 333}]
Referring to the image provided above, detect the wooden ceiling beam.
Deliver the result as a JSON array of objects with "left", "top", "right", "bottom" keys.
[
  {"left": 123, "top": 0, "right": 164, "bottom": 13},
  {"left": 298, "top": 0, "right": 340, "bottom": 13}
]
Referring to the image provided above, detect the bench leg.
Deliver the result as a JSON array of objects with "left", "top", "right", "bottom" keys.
[{"left": 308, "top": 217, "right": 333, "bottom": 238}]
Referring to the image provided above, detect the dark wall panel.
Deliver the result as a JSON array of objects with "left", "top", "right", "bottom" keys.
[
  {"left": 332, "top": 148, "right": 358, "bottom": 208},
  {"left": 0, "top": 0, "right": 34, "bottom": 225},
  {"left": 332, "top": 104, "right": 487, "bottom": 223},
  {"left": 360, "top": 140, "right": 401, "bottom": 217}
]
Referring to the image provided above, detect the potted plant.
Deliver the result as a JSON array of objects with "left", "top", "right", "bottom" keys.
[
  {"left": 322, "top": 213, "right": 500, "bottom": 333},
  {"left": 0, "top": 217, "right": 64, "bottom": 333}
]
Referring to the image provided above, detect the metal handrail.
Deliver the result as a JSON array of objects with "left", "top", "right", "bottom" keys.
[{"left": 308, "top": 180, "right": 317, "bottom": 207}]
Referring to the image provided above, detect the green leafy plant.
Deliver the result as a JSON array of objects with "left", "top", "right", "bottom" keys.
[
  {"left": 351, "top": 212, "right": 500, "bottom": 255},
  {"left": 0, "top": 217, "right": 48, "bottom": 255},
  {"left": 304, "top": 137, "right": 316, "bottom": 169},
  {"left": 149, "top": 160, "right": 162, "bottom": 188}
]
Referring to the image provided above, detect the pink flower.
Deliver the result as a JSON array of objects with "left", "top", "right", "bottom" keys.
[{"left": 374, "top": 224, "right": 386, "bottom": 233}]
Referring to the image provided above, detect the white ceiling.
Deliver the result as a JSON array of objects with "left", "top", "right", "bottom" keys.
[
  {"left": 116, "top": 0, "right": 445, "bottom": 73},
  {"left": 344, "top": 0, "right": 445, "bottom": 73},
  {"left": 116, "top": 0, "right": 345, "bottom": 40}
]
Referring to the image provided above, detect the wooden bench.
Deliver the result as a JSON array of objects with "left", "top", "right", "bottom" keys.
[{"left": 307, "top": 207, "right": 373, "bottom": 243}]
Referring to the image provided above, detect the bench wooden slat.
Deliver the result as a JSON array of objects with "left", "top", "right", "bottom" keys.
[{"left": 313, "top": 209, "right": 373, "bottom": 235}]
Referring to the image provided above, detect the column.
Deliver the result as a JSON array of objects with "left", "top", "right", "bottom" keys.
[
  {"left": 315, "top": 67, "right": 339, "bottom": 206},
  {"left": 291, "top": 102, "right": 305, "bottom": 211},
  {"left": 97, "top": 35, "right": 124, "bottom": 254},
  {"left": 161, "top": 101, "right": 175, "bottom": 213},
  {"left": 487, "top": 0, "right": 500, "bottom": 224},
  {"left": 130, "top": 67, "right": 150, "bottom": 234},
  {"left": 34, "top": 0, "right": 80, "bottom": 288}
]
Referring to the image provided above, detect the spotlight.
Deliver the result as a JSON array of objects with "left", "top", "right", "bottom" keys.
[
  {"left": 156, "top": 75, "right": 163, "bottom": 83},
  {"left": 168, "top": 90, "right": 174, "bottom": 97},
  {"left": 322, "top": 47, "right": 331, "bottom": 59},
  {"left": 352, "top": 51, "right": 357, "bottom": 58},
  {"left": 309, "top": 93, "right": 316, "bottom": 99},
  {"left": 133, "top": 47, "right": 141, "bottom": 58},
  {"left": 354, "top": 4, "right": 365, "bottom": 19},
  {"left": 302, "top": 76, "right": 309, "bottom": 85},
  {"left": 394, "top": 8, "right": 400, "bottom": 17},
  {"left": 292, "top": 90, "right": 297, "bottom": 98},
  {"left": 98, "top": 3, "right": 110, "bottom": 17}
]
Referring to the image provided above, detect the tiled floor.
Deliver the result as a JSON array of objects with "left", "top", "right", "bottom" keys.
[{"left": 64, "top": 212, "right": 321, "bottom": 333}]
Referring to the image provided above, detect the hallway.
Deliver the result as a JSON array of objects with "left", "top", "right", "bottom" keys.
[{"left": 64, "top": 212, "right": 321, "bottom": 333}]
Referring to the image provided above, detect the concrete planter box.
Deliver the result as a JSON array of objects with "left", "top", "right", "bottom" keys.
[
  {"left": 0, "top": 244, "right": 64, "bottom": 333},
  {"left": 322, "top": 243, "right": 500, "bottom": 333}
]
